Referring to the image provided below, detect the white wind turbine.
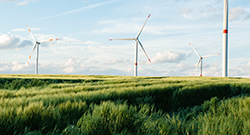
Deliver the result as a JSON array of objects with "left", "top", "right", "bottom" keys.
[
  {"left": 189, "top": 43, "right": 220, "bottom": 76},
  {"left": 222, "top": 0, "right": 229, "bottom": 77},
  {"left": 109, "top": 14, "right": 151, "bottom": 76},
  {"left": 26, "top": 25, "right": 58, "bottom": 74}
]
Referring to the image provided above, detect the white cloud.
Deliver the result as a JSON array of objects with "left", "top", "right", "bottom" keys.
[
  {"left": 16, "top": 0, "right": 29, "bottom": 5},
  {"left": 229, "top": 6, "right": 246, "bottom": 21},
  {"left": 108, "top": 59, "right": 132, "bottom": 65},
  {"left": 83, "top": 40, "right": 99, "bottom": 45},
  {"left": 11, "top": 61, "right": 26, "bottom": 71},
  {"left": 151, "top": 51, "right": 187, "bottom": 64},
  {"left": 0, "top": 34, "right": 33, "bottom": 49},
  {"left": 63, "top": 67, "right": 76, "bottom": 73},
  {"left": 12, "top": 28, "right": 26, "bottom": 32},
  {"left": 179, "top": 8, "right": 193, "bottom": 14},
  {"left": 245, "top": 14, "right": 250, "bottom": 20},
  {"left": 0, "top": 65, "right": 11, "bottom": 71},
  {"left": 0, "top": 0, "right": 36, "bottom": 5},
  {"left": 35, "top": 1, "right": 114, "bottom": 21},
  {"left": 0, "top": 34, "right": 20, "bottom": 49},
  {"left": 0, "top": 60, "right": 30, "bottom": 72}
]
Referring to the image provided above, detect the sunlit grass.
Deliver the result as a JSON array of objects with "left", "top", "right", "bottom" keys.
[{"left": 0, "top": 74, "right": 250, "bottom": 134}]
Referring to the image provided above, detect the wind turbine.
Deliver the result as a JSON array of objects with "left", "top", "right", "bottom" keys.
[
  {"left": 26, "top": 25, "right": 58, "bottom": 74},
  {"left": 109, "top": 14, "right": 151, "bottom": 76},
  {"left": 222, "top": 0, "right": 229, "bottom": 77},
  {"left": 189, "top": 43, "right": 220, "bottom": 76}
]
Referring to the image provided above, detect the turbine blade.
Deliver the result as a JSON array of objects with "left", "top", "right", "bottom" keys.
[
  {"left": 189, "top": 43, "right": 201, "bottom": 58},
  {"left": 202, "top": 53, "right": 221, "bottom": 58},
  {"left": 26, "top": 25, "right": 37, "bottom": 42},
  {"left": 138, "top": 40, "right": 151, "bottom": 62},
  {"left": 26, "top": 43, "right": 37, "bottom": 65},
  {"left": 39, "top": 38, "right": 59, "bottom": 43},
  {"left": 109, "top": 38, "right": 135, "bottom": 41},
  {"left": 136, "top": 14, "right": 151, "bottom": 39},
  {"left": 193, "top": 58, "right": 201, "bottom": 76}
]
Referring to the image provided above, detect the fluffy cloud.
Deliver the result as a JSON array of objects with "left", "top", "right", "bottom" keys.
[
  {"left": 151, "top": 51, "right": 187, "bottom": 64},
  {"left": 11, "top": 61, "right": 26, "bottom": 71},
  {"left": 0, "top": 34, "right": 33, "bottom": 49},
  {"left": 0, "top": 60, "right": 29, "bottom": 72},
  {"left": 0, "top": 34, "right": 20, "bottom": 49}
]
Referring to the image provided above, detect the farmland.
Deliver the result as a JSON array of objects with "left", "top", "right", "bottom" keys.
[{"left": 0, "top": 74, "right": 250, "bottom": 134}]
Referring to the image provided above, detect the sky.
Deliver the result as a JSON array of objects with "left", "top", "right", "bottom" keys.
[{"left": 0, "top": 0, "right": 249, "bottom": 77}]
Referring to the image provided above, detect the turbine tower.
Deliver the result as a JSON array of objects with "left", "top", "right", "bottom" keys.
[
  {"left": 189, "top": 43, "right": 220, "bottom": 76},
  {"left": 109, "top": 14, "right": 151, "bottom": 76},
  {"left": 222, "top": 0, "right": 229, "bottom": 77},
  {"left": 26, "top": 25, "right": 58, "bottom": 74}
]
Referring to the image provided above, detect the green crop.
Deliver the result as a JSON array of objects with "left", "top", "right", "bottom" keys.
[{"left": 0, "top": 74, "right": 250, "bottom": 134}]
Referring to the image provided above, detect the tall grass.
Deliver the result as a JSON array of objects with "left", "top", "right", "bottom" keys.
[{"left": 0, "top": 75, "right": 250, "bottom": 134}]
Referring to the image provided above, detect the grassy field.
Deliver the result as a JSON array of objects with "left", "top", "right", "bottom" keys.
[{"left": 0, "top": 74, "right": 250, "bottom": 134}]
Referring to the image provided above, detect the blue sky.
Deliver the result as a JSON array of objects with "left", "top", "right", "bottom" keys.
[{"left": 0, "top": 0, "right": 249, "bottom": 77}]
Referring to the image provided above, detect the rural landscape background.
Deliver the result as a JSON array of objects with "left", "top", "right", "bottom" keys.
[
  {"left": 1, "top": 0, "right": 250, "bottom": 134},
  {"left": 0, "top": 0, "right": 249, "bottom": 77}
]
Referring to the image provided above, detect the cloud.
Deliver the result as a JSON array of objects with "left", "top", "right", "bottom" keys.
[
  {"left": 35, "top": 1, "right": 115, "bottom": 21},
  {"left": 108, "top": 59, "right": 132, "bottom": 65},
  {"left": 18, "top": 40, "right": 33, "bottom": 48},
  {"left": 0, "top": 0, "right": 36, "bottom": 5},
  {"left": 12, "top": 28, "right": 26, "bottom": 32},
  {"left": 16, "top": 0, "right": 29, "bottom": 5},
  {"left": 229, "top": 6, "right": 246, "bottom": 21},
  {"left": 83, "top": 40, "right": 99, "bottom": 45},
  {"left": 0, "top": 60, "right": 29, "bottom": 72},
  {"left": 0, "top": 34, "right": 20, "bottom": 49},
  {"left": 11, "top": 61, "right": 26, "bottom": 71},
  {"left": 0, "top": 34, "right": 34, "bottom": 49},
  {"left": 245, "top": 14, "right": 250, "bottom": 20},
  {"left": 179, "top": 8, "right": 192, "bottom": 14},
  {"left": 37, "top": 58, "right": 126, "bottom": 75},
  {"left": 151, "top": 51, "right": 187, "bottom": 64},
  {"left": 62, "top": 58, "right": 80, "bottom": 73},
  {"left": 0, "top": 61, "right": 11, "bottom": 71}
]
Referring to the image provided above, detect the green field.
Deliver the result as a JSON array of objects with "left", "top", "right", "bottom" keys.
[{"left": 1, "top": 74, "right": 250, "bottom": 134}]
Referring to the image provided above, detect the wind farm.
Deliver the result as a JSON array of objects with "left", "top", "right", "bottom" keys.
[
  {"left": 0, "top": 0, "right": 250, "bottom": 134},
  {"left": 0, "top": 0, "right": 248, "bottom": 77}
]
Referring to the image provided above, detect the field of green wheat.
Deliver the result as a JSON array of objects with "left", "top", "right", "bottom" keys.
[{"left": 1, "top": 74, "right": 250, "bottom": 134}]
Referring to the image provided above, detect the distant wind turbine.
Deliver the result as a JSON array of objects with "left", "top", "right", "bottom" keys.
[
  {"left": 26, "top": 25, "right": 58, "bottom": 74},
  {"left": 109, "top": 14, "right": 151, "bottom": 76},
  {"left": 189, "top": 43, "right": 220, "bottom": 76}
]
